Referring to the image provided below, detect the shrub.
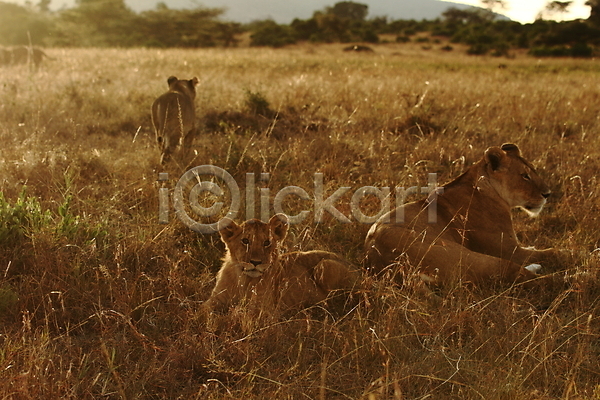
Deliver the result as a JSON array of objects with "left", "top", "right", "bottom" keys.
[
  {"left": 467, "top": 42, "right": 490, "bottom": 55},
  {"left": 243, "top": 89, "right": 272, "bottom": 117},
  {"left": 529, "top": 43, "right": 594, "bottom": 58},
  {"left": 250, "top": 20, "right": 296, "bottom": 47},
  {"left": 0, "top": 188, "right": 52, "bottom": 244},
  {"left": 359, "top": 28, "right": 379, "bottom": 43}
]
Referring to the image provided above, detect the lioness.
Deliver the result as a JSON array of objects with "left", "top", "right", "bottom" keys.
[
  {"left": 7, "top": 46, "right": 51, "bottom": 68},
  {"left": 365, "top": 143, "right": 561, "bottom": 286},
  {"left": 206, "top": 214, "right": 359, "bottom": 313},
  {"left": 151, "top": 76, "right": 198, "bottom": 164},
  {"left": 0, "top": 47, "right": 10, "bottom": 66}
]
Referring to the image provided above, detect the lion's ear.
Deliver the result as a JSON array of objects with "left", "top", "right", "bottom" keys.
[
  {"left": 191, "top": 77, "right": 199, "bottom": 86},
  {"left": 167, "top": 76, "right": 178, "bottom": 87},
  {"left": 484, "top": 146, "right": 506, "bottom": 171},
  {"left": 269, "top": 214, "right": 289, "bottom": 241},
  {"left": 501, "top": 143, "right": 521, "bottom": 157},
  {"left": 218, "top": 218, "right": 241, "bottom": 242}
]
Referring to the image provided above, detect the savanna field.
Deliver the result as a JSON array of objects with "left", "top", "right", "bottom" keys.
[{"left": 0, "top": 42, "right": 600, "bottom": 399}]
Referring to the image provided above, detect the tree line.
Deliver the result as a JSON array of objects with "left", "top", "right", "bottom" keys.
[
  {"left": 1, "top": 0, "right": 599, "bottom": 57},
  {"left": 0, "top": 0, "right": 241, "bottom": 47}
]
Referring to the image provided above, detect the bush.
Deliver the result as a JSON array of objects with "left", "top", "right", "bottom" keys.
[
  {"left": 467, "top": 42, "right": 490, "bottom": 55},
  {"left": 570, "top": 42, "right": 594, "bottom": 57},
  {"left": 529, "top": 43, "right": 594, "bottom": 58},
  {"left": 491, "top": 41, "right": 510, "bottom": 57},
  {"left": 359, "top": 28, "right": 379, "bottom": 43},
  {"left": 243, "top": 89, "right": 272, "bottom": 117},
  {"left": 250, "top": 20, "right": 296, "bottom": 47},
  {"left": 0, "top": 188, "right": 52, "bottom": 244}
]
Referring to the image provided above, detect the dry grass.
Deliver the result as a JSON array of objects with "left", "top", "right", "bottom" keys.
[{"left": 0, "top": 43, "right": 599, "bottom": 399}]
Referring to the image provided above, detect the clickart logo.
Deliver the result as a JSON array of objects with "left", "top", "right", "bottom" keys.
[{"left": 158, "top": 165, "right": 443, "bottom": 234}]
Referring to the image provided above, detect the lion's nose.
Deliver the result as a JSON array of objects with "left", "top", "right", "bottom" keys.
[
  {"left": 542, "top": 192, "right": 551, "bottom": 199},
  {"left": 249, "top": 260, "right": 262, "bottom": 267}
]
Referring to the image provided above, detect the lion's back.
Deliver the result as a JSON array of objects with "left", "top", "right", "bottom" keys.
[
  {"left": 279, "top": 250, "right": 358, "bottom": 307},
  {"left": 151, "top": 91, "right": 195, "bottom": 133}
]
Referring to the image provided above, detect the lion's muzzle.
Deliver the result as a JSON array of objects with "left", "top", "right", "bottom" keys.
[{"left": 241, "top": 261, "right": 267, "bottom": 278}]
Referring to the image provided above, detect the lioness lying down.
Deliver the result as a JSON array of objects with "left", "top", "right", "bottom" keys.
[
  {"left": 365, "top": 143, "right": 561, "bottom": 286},
  {"left": 206, "top": 214, "right": 358, "bottom": 312}
]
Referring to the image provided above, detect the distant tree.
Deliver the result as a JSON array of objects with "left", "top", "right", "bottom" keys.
[
  {"left": 215, "top": 22, "right": 243, "bottom": 47},
  {"left": 0, "top": 2, "right": 51, "bottom": 45},
  {"left": 386, "top": 19, "right": 430, "bottom": 36},
  {"left": 442, "top": 7, "right": 488, "bottom": 24},
  {"left": 287, "top": 1, "right": 377, "bottom": 44},
  {"left": 290, "top": 18, "right": 320, "bottom": 41},
  {"left": 541, "top": 1, "right": 572, "bottom": 20},
  {"left": 38, "top": 0, "right": 51, "bottom": 12},
  {"left": 368, "top": 16, "right": 388, "bottom": 32},
  {"left": 138, "top": 3, "right": 225, "bottom": 47},
  {"left": 53, "top": 0, "right": 138, "bottom": 46},
  {"left": 586, "top": 0, "right": 600, "bottom": 25},
  {"left": 480, "top": 0, "right": 506, "bottom": 15},
  {"left": 313, "top": 11, "right": 351, "bottom": 42},
  {"left": 250, "top": 20, "right": 296, "bottom": 47},
  {"left": 547, "top": 1, "right": 572, "bottom": 13},
  {"left": 358, "top": 27, "right": 379, "bottom": 43},
  {"left": 327, "top": 1, "right": 368, "bottom": 21}
]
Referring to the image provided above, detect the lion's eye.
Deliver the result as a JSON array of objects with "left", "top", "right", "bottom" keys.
[
  {"left": 263, "top": 240, "right": 271, "bottom": 247},
  {"left": 521, "top": 173, "right": 531, "bottom": 181},
  {"left": 241, "top": 238, "right": 250, "bottom": 245}
]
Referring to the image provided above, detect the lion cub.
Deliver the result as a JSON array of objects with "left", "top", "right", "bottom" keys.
[
  {"left": 206, "top": 214, "right": 358, "bottom": 313},
  {"left": 151, "top": 76, "right": 198, "bottom": 164}
]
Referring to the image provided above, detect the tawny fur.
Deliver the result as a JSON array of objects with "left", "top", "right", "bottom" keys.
[
  {"left": 1, "top": 46, "right": 51, "bottom": 68},
  {"left": 151, "top": 76, "right": 198, "bottom": 164},
  {"left": 365, "top": 143, "right": 562, "bottom": 285},
  {"left": 206, "top": 214, "right": 358, "bottom": 313}
]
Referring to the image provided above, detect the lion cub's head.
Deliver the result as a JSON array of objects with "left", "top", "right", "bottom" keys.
[
  {"left": 166, "top": 75, "right": 198, "bottom": 100},
  {"left": 483, "top": 143, "right": 551, "bottom": 216},
  {"left": 219, "top": 214, "right": 289, "bottom": 278}
]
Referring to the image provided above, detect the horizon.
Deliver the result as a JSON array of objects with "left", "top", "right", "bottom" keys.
[
  {"left": 2, "top": 0, "right": 593, "bottom": 24},
  {"left": 454, "top": 0, "right": 590, "bottom": 24}
]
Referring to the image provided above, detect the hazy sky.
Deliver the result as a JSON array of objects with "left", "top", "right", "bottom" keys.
[
  {"left": 4, "top": 0, "right": 592, "bottom": 24},
  {"left": 455, "top": 0, "right": 590, "bottom": 23}
]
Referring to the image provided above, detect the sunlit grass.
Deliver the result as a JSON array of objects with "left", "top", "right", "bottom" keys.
[{"left": 0, "top": 44, "right": 599, "bottom": 398}]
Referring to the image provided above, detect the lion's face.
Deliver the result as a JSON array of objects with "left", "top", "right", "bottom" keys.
[
  {"left": 219, "top": 215, "right": 289, "bottom": 278},
  {"left": 484, "top": 143, "right": 550, "bottom": 216}
]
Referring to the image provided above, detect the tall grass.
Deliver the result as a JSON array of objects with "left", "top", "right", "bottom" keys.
[{"left": 0, "top": 43, "right": 599, "bottom": 399}]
